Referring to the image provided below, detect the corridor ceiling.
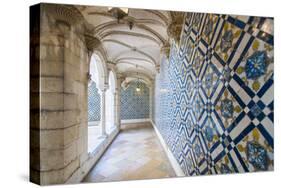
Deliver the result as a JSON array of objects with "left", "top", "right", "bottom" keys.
[{"left": 76, "top": 6, "right": 172, "bottom": 82}]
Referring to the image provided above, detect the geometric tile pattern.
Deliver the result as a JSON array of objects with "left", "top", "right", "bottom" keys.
[
  {"left": 121, "top": 80, "right": 150, "bottom": 119},
  {"left": 154, "top": 13, "right": 274, "bottom": 176},
  {"left": 88, "top": 81, "right": 101, "bottom": 121}
]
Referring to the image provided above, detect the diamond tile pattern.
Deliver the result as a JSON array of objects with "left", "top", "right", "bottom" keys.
[
  {"left": 121, "top": 81, "right": 150, "bottom": 119},
  {"left": 154, "top": 13, "right": 274, "bottom": 175},
  {"left": 88, "top": 81, "right": 101, "bottom": 121}
]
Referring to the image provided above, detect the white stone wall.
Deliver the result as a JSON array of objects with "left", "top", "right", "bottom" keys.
[{"left": 30, "top": 4, "right": 93, "bottom": 185}]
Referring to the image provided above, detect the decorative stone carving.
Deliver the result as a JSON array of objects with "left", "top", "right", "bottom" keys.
[
  {"left": 43, "top": 3, "right": 97, "bottom": 45},
  {"left": 155, "top": 64, "right": 160, "bottom": 73},
  {"left": 84, "top": 33, "right": 101, "bottom": 53},
  {"left": 160, "top": 42, "right": 171, "bottom": 59},
  {"left": 44, "top": 4, "right": 84, "bottom": 26},
  {"left": 87, "top": 72, "right": 92, "bottom": 86},
  {"left": 167, "top": 12, "right": 185, "bottom": 44}
]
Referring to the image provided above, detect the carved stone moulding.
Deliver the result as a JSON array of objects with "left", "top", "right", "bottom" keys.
[
  {"left": 167, "top": 23, "right": 182, "bottom": 44},
  {"left": 161, "top": 42, "right": 171, "bottom": 59},
  {"left": 84, "top": 34, "right": 101, "bottom": 53},
  {"left": 43, "top": 4, "right": 84, "bottom": 26},
  {"left": 168, "top": 11, "right": 185, "bottom": 44}
]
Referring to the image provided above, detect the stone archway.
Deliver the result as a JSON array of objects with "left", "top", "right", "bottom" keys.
[{"left": 88, "top": 51, "right": 109, "bottom": 152}]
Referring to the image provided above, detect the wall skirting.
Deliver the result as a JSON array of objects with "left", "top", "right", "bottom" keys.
[
  {"left": 121, "top": 118, "right": 150, "bottom": 124},
  {"left": 121, "top": 118, "right": 151, "bottom": 130},
  {"left": 150, "top": 120, "right": 185, "bottom": 177}
]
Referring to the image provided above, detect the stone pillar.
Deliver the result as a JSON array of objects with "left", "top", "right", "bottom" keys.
[
  {"left": 30, "top": 4, "right": 92, "bottom": 185},
  {"left": 113, "top": 91, "right": 117, "bottom": 127},
  {"left": 155, "top": 42, "right": 171, "bottom": 74},
  {"left": 149, "top": 83, "right": 154, "bottom": 120},
  {"left": 114, "top": 89, "right": 120, "bottom": 130},
  {"left": 99, "top": 86, "right": 108, "bottom": 138},
  {"left": 115, "top": 75, "right": 124, "bottom": 130}
]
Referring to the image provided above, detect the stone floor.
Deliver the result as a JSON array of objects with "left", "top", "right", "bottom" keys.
[{"left": 83, "top": 124, "right": 176, "bottom": 183}]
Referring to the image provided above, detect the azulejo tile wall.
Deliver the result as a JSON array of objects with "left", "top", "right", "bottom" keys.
[
  {"left": 154, "top": 13, "right": 274, "bottom": 175},
  {"left": 121, "top": 80, "right": 150, "bottom": 120},
  {"left": 88, "top": 81, "right": 101, "bottom": 122}
]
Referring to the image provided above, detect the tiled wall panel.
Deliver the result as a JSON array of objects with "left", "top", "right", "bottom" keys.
[
  {"left": 154, "top": 13, "right": 274, "bottom": 175},
  {"left": 88, "top": 81, "right": 101, "bottom": 121},
  {"left": 121, "top": 81, "right": 150, "bottom": 119}
]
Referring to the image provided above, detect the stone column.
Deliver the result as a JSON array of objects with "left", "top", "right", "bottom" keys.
[
  {"left": 114, "top": 89, "right": 121, "bottom": 130},
  {"left": 115, "top": 75, "right": 124, "bottom": 130},
  {"left": 99, "top": 86, "right": 108, "bottom": 138},
  {"left": 30, "top": 4, "right": 91, "bottom": 185},
  {"left": 149, "top": 83, "right": 154, "bottom": 120},
  {"left": 113, "top": 91, "right": 117, "bottom": 127}
]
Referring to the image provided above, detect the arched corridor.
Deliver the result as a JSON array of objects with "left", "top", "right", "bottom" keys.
[{"left": 30, "top": 3, "right": 274, "bottom": 185}]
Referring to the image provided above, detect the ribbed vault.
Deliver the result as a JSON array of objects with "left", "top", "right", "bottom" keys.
[{"left": 76, "top": 5, "right": 174, "bottom": 81}]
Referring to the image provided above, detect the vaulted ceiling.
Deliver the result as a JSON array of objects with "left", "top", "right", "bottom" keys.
[{"left": 76, "top": 5, "right": 173, "bottom": 83}]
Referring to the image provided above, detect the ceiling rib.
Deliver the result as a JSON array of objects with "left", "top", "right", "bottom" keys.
[
  {"left": 143, "top": 10, "right": 170, "bottom": 25},
  {"left": 122, "top": 70, "right": 153, "bottom": 80},
  {"left": 101, "top": 31, "right": 161, "bottom": 45},
  {"left": 95, "top": 22, "right": 166, "bottom": 45},
  {"left": 78, "top": 6, "right": 171, "bottom": 82},
  {"left": 103, "top": 39, "right": 157, "bottom": 65},
  {"left": 117, "top": 61, "right": 155, "bottom": 75},
  {"left": 115, "top": 57, "right": 155, "bottom": 66}
]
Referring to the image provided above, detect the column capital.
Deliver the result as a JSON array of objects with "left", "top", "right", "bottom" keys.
[
  {"left": 155, "top": 64, "right": 160, "bottom": 73},
  {"left": 84, "top": 33, "right": 101, "bottom": 54},
  {"left": 117, "top": 77, "right": 126, "bottom": 84},
  {"left": 160, "top": 42, "right": 171, "bottom": 59},
  {"left": 117, "top": 73, "right": 125, "bottom": 79},
  {"left": 98, "top": 84, "right": 109, "bottom": 94},
  {"left": 87, "top": 72, "right": 92, "bottom": 86},
  {"left": 167, "top": 11, "right": 185, "bottom": 45},
  {"left": 103, "top": 83, "right": 110, "bottom": 91}
]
